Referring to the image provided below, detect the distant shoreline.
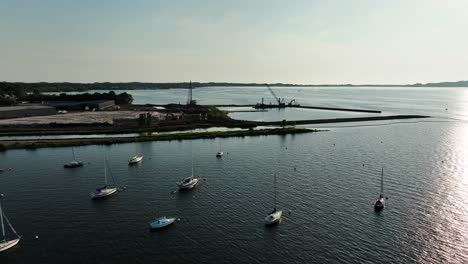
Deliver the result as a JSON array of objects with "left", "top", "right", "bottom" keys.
[{"left": 2, "top": 81, "right": 468, "bottom": 93}]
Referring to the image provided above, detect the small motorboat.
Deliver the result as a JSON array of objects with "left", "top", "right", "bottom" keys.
[
  {"left": 216, "top": 151, "right": 224, "bottom": 157},
  {"left": 177, "top": 176, "right": 199, "bottom": 190},
  {"left": 91, "top": 186, "right": 117, "bottom": 199},
  {"left": 264, "top": 208, "right": 283, "bottom": 226},
  {"left": 149, "top": 216, "right": 178, "bottom": 229},
  {"left": 129, "top": 155, "right": 143, "bottom": 165}
]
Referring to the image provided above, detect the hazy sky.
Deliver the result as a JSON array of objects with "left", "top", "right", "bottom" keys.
[{"left": 1, "top": 0, "right": 467, "bottom": 84}]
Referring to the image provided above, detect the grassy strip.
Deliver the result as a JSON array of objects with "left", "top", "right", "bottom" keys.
[
  {"left": 0, "top": 122, "right": 257, "bottom": 136},
  {"left": 0, "top": 128, "right": 321, "bottom": 151}
]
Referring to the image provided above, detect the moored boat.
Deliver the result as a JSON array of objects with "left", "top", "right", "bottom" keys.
[
  {"left": 0, "top": 194, "right": 21, "bottom": 253},
  {"left": 265, "top": 173, "right": 282, "bottom": 226},
  {"left": 374, "top": 168, "right": 386, "bottom": 211},
  {"left": 91, "top": 158, "right": 118, "bottom": 199},
  {"left": 177, "top": 176, "right": 199, "bottom": 190},
  {"left": 64, "top": 148, "right": 83, "bottom": 168},
  {"left": 264, "top": 208, "right": 283, "bottom": 226},
  {"left": 129, "top": 155, "right": 143, "bottom": 164},
  {"left": 149, "top": 216, "right": 178, "bottom": 229}
]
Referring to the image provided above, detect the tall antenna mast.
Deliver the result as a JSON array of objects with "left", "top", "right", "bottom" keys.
[{"left": 187, "top": 80, "right": 193, "bottom": 105}]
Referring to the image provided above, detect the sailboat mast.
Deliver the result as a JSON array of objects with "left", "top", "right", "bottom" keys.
[
  {"left": 191, "top": 153, "right": 194, "bottom": 177},
  {"left": 191, "top": 141, "right": 194, "bottom": 177},
  {"left": 380, "top": 167, "right": 384, "bottom": 195},
  {"left": 274, "top": 174, "right": 277, "bottom": 208},
  {"left": 104, "top": 159, "right": 108, "bottom": 185},
  {"left": 72, "top": 148, "right": 76, "bottom": 161},
  {"left": 0, "top": 194, "right": 5, "bottom": 242}
]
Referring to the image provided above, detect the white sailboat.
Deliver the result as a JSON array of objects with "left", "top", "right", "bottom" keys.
[
  {"left": 0, "top": 194, "right": 21, "bottom": 253},
  {"left": 64, "top": 148, "right": 83, "bottom": 168},
  {"left": 149, "top": 216, "right": 179, "bottom": 229},
  {"left": 177, "top": 149, "right": 199, "bottom": 190},
  {"left": 216, "top": 141, "right": 223, "bottom": 157},
  {"left": 265, "top": 174, "right": 282, "bottom": 226},
  {"left": 374, "top": 168, "right": 385, "bottom": 211},
  {"left": 91, "top": 159, "right": 117, "bottom": 199},
  {"left": 129, "top": 154, "right": 143, "bottom": 165}
]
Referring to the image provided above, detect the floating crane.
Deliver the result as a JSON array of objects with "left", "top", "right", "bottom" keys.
[
  {"left": 266, "top": 84, "right": 285, "bottom": 107},
  {"left": 254, "top": 84, "right": 299, "bottom": 109}
]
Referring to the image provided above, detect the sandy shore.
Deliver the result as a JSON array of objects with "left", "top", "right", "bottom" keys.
[{"left": 0, "top": 111, "right": 162, "bottom": 125}]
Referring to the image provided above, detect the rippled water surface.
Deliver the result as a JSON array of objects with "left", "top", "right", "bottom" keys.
[{"left": 2, "top": 87, "right": 467, "bottom": 263}]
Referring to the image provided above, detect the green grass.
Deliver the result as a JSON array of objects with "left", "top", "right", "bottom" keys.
[{"left": 2, "top": 128, "right": 321, "bottom": 151}]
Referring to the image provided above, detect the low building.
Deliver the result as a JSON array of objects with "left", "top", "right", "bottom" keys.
[
  {"left": 0, "top": 105, "right": 56, "bottom": 119},
  {"left": 46, "top": 100, "right": 115, "bottom": 111}
]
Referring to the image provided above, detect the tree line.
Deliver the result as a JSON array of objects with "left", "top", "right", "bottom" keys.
[{"left": 0, "top": 83, "right": 133, "bottom": 105}]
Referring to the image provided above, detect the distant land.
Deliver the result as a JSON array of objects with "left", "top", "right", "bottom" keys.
[{"left": 1, "top": 80, "right": 468, "bottom": 92}]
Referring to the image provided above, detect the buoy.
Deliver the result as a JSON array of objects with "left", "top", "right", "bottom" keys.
[
  {"left": 294, "top": 167, "right": 296, "bottom": 171},
  {"left": 35, "top": 235, "right": 39, "bottom": 239}
]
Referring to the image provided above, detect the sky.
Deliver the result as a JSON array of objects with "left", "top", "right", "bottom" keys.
[{"left": 1, "top": 0, "right": 468, "bottom": 84}]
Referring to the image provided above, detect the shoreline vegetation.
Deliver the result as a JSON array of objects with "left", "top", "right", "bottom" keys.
[
  {"left": 0, "top": 127, "right": 320, "bottom": 151},
  {"left": 2, "top": 80, "right": 468, "bottom": 93},
  {"left": 0, "top": 114, "right": 430, "bottom": 137}
]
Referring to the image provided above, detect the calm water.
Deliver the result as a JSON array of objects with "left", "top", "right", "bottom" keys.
[{"left": 2, "top": 87, "right": 468, "bottom": 263}]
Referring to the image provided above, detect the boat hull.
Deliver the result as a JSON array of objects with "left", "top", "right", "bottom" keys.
[
  {"left": 91, "top": 188, "right": 117, "bottom": 199},
  {"left": 64, "top": 162, "right": 83, "bottom": 168},
  {"left": 149, "top": 217, "right": 176, "bottom": 229},
  {"left": 0, "top": 238, "right": 20, "bottom": 253},
  {"left": 129, "top": 156, "right": 143, "bottom": 164},
  {"left": 374, "top": 198, "right": 385, "bottom": 211},
  {"left": 177, "top": 178, "right": 199, "bottom": 190},
  {"left": 265, "top": 211, "right": 283, "bottom": 226}
]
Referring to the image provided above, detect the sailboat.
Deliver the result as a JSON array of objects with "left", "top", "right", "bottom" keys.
[
  {"left": 0, "top": 194, "right": 21, "bottom": 253},
  {"left": 216, "top": 142, "right": 223, "bottom": 157},
  {"left": 265, "top": 173, "right": 282, "bottom": 226},
  {"left": 129, "top": 154, "right": 143, "bottom": 165},
  {"left": 374, "top": 168, "right": 385, "bottom": 211},
  {"left": 91, "top": 159, "right": 117, "bottom": 199},
  {"left": 64, "top": 148, "right": 83, "bottom": 168},
  {"left": 177, "top": 150, "right": 199, "bottom": 190},
  {"left": 149, "top": 216, "right": 179, "bottom": 230}
]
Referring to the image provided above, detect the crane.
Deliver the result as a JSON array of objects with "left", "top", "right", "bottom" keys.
[{"left": 265, "top": 84, "right": 285, "bottom": 107}]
